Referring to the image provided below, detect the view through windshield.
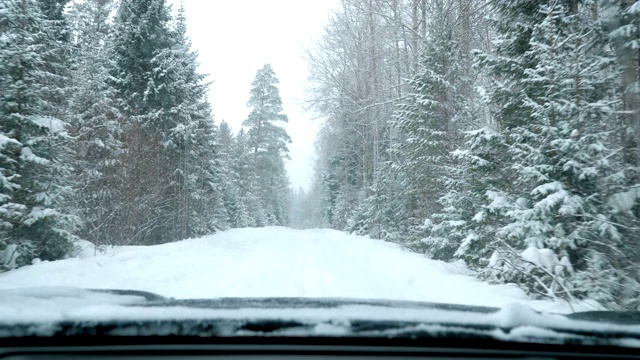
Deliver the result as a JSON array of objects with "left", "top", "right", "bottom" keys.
[{"left": 0, "top": 0, "right": 639, "bottom": 343}]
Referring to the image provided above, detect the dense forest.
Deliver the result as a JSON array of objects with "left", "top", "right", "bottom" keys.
[
  {"left": 2, "top": 0, "right": 640, "bottom": 311},
  {"left": 292, "top": 0, "right": 640, "bottom": 310},
  {"left": 0, "top": 0, "right": 291, "bottom": 266}
]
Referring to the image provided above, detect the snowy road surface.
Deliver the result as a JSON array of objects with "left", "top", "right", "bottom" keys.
[{"left": 0, "top": 227, "right": 589, "bottom": 312}]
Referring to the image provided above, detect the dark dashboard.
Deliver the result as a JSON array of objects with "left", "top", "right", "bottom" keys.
[
  {"left": 2, "top": 337, "right": 640, "bottom": 360},
  {"left": 1, "top": 290, "right": 639, "bottom": 359}
]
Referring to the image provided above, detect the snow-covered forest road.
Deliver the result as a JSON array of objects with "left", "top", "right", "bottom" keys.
[{"left": 0, "top": 228, "right": 588, "bottom": 312}]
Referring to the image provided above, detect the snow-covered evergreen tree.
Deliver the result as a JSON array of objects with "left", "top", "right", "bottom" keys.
[
  {"left": 455, "top": 0, "right": 550, "bottom": 274},
  {"left": 242, "top": 64, "right": 292, "bottom": 226},
  {"left": 34, "top": 0, "right": 72, "bottom": 124},
  {"left": 107, "top": 0, "right": 174, "bottom": 244},
  {"left": 67, "top": 0, "right": 122, "bottom": 246},
  {"left": 0, "top": 0, "right": 79, "bottom": 268},
  {"left": 391, "top": 3, "right": 471, "bottom": 255},
  {"left": 606, "top": 0, "right": 640, "bottom": 172},
  {"left": 157, "top": 5, "right": 228, "bottom": 237},
  {"left": 217, "top": 121, "right": 250, "bottom": 229},
  {"left": 106, "top": 0, "right": 227, "bottom": 243},
  {"left": 469, "top": 1, "right": 640, "bottom": 307},
  {"left": 231, "top": 129, "right": 264, "bottom": 227},
  {"left": 351, "top": 161, "right": 408, "bottom": 243}
]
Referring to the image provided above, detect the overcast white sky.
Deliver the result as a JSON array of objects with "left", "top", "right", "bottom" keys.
[{"left": 171, "top": 0, "right": 338, "bottom": 191}]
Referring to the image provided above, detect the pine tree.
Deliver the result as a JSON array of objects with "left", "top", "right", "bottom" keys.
[
  {"left": 108, "top": 0, "right": 228, "bottom": 244},
  {"left": 0, "top": 134, "right": 23, "bottom": 271},
  {"left": 606, "top": 0, "right": 640, "bottom": 172},
  {"left": 391, "top": 4, "right": 467, "bottom": 256},
  {"left": 354, "top": 161, "right": 408, "bottom": 242},
  {"left": 67, "top": 0, "right": 122, "bottom": 246},
  {"left": 455, "top": 0, "right": 552, "bottom": 272},
  {"left": 231, "top": 129, "right": 263, "bottom": 227},
  {"left": 315, "top": 121, "right": 363, "bottom": 231},
  {"left": 470, "top": 1, "right": 640, "bottom": 307},
  {"left": 217, "top": 121, "right": 248, "bottom": 229},
  {"left": 187, "top": 114, "right": 228, "bottom": 235},
  {"left": 603, "top": 1, "right": 640, "bottom": 309},
  {"left": 0, "top": 0, "right": 79, "bottom": 268},
  {"left": 111, "top": 0, "right": 172, "bottom": 116},
  {"left": 157, "top": 5, "right": 227, "bottom": 237},
  {"left": 34, "top": 0, "right": 72, "bottom": 123},
  {"left": 242, "top": 64, "right": 292, "bottom": 226},
  {"left": 106, "top": 0, "right": 174, "bottom": 244}
]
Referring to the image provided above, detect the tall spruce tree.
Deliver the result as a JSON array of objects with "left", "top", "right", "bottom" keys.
[
  {"left": 157, "top": 5, "right": 227, "bottom": 237},
  {"left": 392, "top": 4, "right": 467, "bottom": 255},
  {"left": 108, "top": 0, "right": 228, "bottom": 244},
  {"left": 233, "top": 129, "right": 266, "bottom": 227},
  {"left": 0, "top": 0, "right": 79, "bottom": 268},
  {"left": 35, "top": 0, "right": 72, "bottom": 124},
  {"left": 107, "top": 0, "right": 174, "bottom": 244},
  {"left": 67, "top": 0, "right": 122, "bottom": 246},
  {"left": 217, "top": 121, "right": 250, "bottom": 229},
  {"left": 606, "top": 0, "right": 640, "bottom": 172},
  {"left": 457, "top": 0, "right": 552, "bottom": 274}
]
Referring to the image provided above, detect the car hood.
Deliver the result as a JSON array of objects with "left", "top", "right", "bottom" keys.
[{"left": 0, "top": 287, "right": 639, "bottom": 347}]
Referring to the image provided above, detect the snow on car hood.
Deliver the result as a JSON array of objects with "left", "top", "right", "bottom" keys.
[{"left": 0, "top": 287, "right": 639, "bottom": 347}]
